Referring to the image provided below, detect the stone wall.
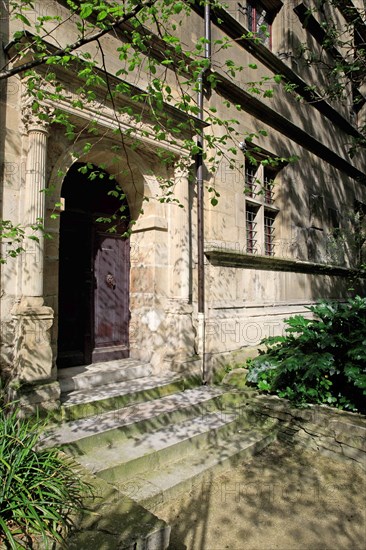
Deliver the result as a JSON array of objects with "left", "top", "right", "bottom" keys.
[
  {"left": 249, "top": 394, "right": 366, "bottom": 468},
  {"left": 2, "top": 0, "right": 366, "bottom": 410}
]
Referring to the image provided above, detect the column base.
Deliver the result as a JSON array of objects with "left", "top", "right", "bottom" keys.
[
  {"left": 12, "top": 297, "right": 55, "bottom": 385},
  {"left": 8, "top": 381, "right": 61, "bottom": 417}
]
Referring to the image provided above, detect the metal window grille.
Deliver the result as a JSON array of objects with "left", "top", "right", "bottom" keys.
[
  {"left": 246, "top": 209, "right": 258, "bottom": 253},
  {"left": 247, "top": 1, "right": 271, "bottom": 47},
  {"left": 355, "top": 201, "right": 366, "bottom": 265},
  {"left": 263, "top": 176, "right": 274, "bottom": 205},
  {"left": 245, "top": 167, "right": 257, "bottom": 198},
  {"left": 264, "top": 214, "right": 275, "bottom": 256}
]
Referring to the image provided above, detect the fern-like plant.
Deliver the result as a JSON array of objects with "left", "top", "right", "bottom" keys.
[
  {"left": 0, "top": 395, "right": 89, "bottom": 549},
  {"left": 247, "top": 296, "right": 366, "bottom": 413}
]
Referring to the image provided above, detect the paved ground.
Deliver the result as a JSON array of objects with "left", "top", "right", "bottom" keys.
[{"left": 153, "top": 441, "right": 366, "bottom": 550}]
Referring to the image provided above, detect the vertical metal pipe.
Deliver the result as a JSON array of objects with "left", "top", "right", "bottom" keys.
[{"left": 196, "top": 2, "right": 211, "bottom": 382}]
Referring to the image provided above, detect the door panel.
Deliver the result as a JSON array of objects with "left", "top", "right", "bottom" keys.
[
  {"left": 92, "top": 232, "right": 130, "bottom": 362},
  {"left": 57, "top": 211, "right": 92, "bottom": 367}
]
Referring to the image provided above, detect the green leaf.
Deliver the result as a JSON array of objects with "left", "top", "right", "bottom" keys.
[
  {"left": 97, "top": 10, "right": 108, "bottom": 21},
  {"left": 80, "top": 4, "right": 93, "bottom": 19},
  {"left": 15, "top": 13, "right": 31, "bottom": 26},
  {"left": 173, "top": 2, "right": 184, "bottom": 13}
]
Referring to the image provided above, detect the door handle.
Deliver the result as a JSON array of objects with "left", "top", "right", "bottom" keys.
[{"left": 106, "top": 273, "right": 116, "bottom": 289}]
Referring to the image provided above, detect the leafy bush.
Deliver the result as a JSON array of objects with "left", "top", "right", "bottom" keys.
[
  {"left": 0, "top": 398, "right": 89, "bottom": 549},
  {"left": 247, "top": 296, "right": 366, "bottom": 413}
]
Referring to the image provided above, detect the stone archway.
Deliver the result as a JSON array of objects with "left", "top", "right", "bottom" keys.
[
  {"left": 57, "top": 162, "right": 131, "bottom": 367},
  {"left": 45, "top": 136, "right": 193, "bottom": 377}
]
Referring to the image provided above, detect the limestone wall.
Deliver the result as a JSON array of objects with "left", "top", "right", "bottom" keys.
[
  {"left": 250, "top": 395, "right": 366, "bottom": 467},
  {"left": 1, "top": 1, "right": 366, "bottom": 406}
]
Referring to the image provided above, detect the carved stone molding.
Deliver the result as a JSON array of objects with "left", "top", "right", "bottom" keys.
[{"left": 20, "top": 86, "right": 52, "bottom": 136}]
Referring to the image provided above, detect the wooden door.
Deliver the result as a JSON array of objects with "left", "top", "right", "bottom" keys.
[
  {"left": 92, "top": 231, "right": 130, "bottom": 362},
  {"left": 57, "top": 163, "right": 130, "bottom": 367}
]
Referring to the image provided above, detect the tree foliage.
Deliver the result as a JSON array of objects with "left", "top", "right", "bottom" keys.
[
  {"left": 2, "top": 0, "right": 280, "bottom": 171},
  {"left": 0, "top": 0, "right": 290, "bottom": 257},
  {"left": 286, "top": 0, "right": 366, "bottom": 156},
  {"left": 1, "top": 0, "right": 365, "bottom": 257}
]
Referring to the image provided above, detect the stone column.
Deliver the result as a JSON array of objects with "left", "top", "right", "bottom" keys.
[
  {"left": 21, "top": 111, "right": 48, "bottom": 298},
  {"left": 163, "top": 163, "right": 197, "bottom": 375},
  {"left": 11, "top": 99, "right": 59, "bottom": 412},
  {"left": 170, "top": 164, "right": 191, "bottom": 303}
]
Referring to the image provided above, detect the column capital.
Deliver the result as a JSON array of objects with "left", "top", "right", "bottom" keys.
[
  {"left": 21, "top": 92, "right": 52, "bottom": 136},
  {"left": 174, "top": 157, "right": 194, "bottom": 180}
]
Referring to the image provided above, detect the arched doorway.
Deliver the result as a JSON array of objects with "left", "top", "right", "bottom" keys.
[{"left": 57, "top": 163, "right": 131, "bottom": 367}]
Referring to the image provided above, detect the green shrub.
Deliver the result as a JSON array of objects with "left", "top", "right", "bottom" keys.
[
  {"left": 0, "top": 398, "right": 89, "bottom": 549},
  {"left": 247, "top": 296, "right": 366, "bottom": 413}
]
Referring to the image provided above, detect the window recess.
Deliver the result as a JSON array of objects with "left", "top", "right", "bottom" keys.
[
  {"left": 246, "top": 205, "right": 259, "bottom": 254},
  {"left": 263, "top": 168, "right": 275, "bottom": 205},
  {"left": 243, "top": 144, "right": 282, "bottom": 257},
  {"left": 236, "top": 0, "right": 282, "bottom": 48},
  {"left": 355, "top": 200, "right": 366, "bottom": 266},
  {"left": 245, "top": 163, "right": 259, "bottom": 198},
  {"left": 264, "top": 211, "right": 276, "bottom": 256}
]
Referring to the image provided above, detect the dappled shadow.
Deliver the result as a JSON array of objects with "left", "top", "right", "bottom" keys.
[
  {"left": 63, "top": 468, "right": 170, "bottom": 549},
  {"left": 39, "top": 354, "right": 365, "bottom": 549},
  {"left": 202, "top": 0, "right": 366, "bottom": 315},
  {"left": 3, "top": 1, "right": 365, "bottom": 546},
  {"left": 22, "top": 346, "right": 365, "bottom": 549},
  {"left": 155, "top": 440, "right": 365, "bottom": 550}
]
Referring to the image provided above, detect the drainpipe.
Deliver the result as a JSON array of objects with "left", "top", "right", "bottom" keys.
[{"left": 196, "top": 2, "right": 211, "bottom": 384}]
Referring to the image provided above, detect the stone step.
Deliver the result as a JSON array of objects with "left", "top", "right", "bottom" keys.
[
  {"left": 63, "top": 465, "right": 171, "bottom": 550},
  {"left": 48, "top": 376, "right": 278, "bottom": 530},
  {"left": 59, "top": 373, "right": 201, "bottom": 421},
  {"left": 58, "top": 358, "right": 153, "bottom": 393},
  {"left": 129, "top": 428, "right": 276, "bottom": 510},
  {"left": 75, "top": 411, "right": 239, "bottom": 483},
  {"left": 41, "top": 386, "right": 229, "bottom": 452}
]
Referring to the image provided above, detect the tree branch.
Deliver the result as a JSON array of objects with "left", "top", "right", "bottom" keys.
[{"left": 0, "top": 0, "right": 158, "bottom": 81}]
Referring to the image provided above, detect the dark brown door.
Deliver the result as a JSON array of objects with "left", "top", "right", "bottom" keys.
[
  {"left": 57, "top": 163, "right": 130, "bottom": 367},
  {"left": 92, "top": 232, "right": 130, "bottom": 362}
]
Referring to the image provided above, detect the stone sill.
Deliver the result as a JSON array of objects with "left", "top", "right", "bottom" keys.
[{"left": 205, "top": 247, "right": 365, "bottom": 277}]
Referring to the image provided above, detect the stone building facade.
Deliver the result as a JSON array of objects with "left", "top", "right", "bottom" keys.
[{"left": 1, "top": 0, "right": 366, "bottom": 411}]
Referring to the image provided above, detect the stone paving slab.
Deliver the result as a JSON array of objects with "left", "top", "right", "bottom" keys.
[
  {"left": 153, "top": 440, "right": 366, "bottom": 550},
  {"left": 75, "top": 411, "right": 237, "bottom": 478},
  {"left": 58, "top": 359, "right": 153, "bottom": 392},
  {"left": 61, "top": 374, "right": 184, "bottom": 407},
  {"left": 42, "top": 386, "right": 226, "bottom": 448},
  {"left": 128, "top": 429, "right": 276, "bottom": 510}
]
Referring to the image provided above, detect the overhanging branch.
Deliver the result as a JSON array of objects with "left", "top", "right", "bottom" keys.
[{"left": 0, "top": 0, "right": 158, "bottom": 81}]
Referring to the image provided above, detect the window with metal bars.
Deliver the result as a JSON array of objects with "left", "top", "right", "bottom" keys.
[
  {"left": 246, "top": 207, "right": 258, "bottom": 253},
  {"left": 245, "top": 165, "right": 258, "bottom": 198},
  {"left": 263, "top": 169, "right": 275, "bottom": 205},
  {"left": 355, "top": 201, "right": 366, "bottom": 266},
  {"left": 246, "top": 0, "right": 272, "bottom": 48},
  {"left": 244, "top": 142, "right": 283, "bottom": 258},
  {"left": 264, "top": 213, "right": 275, "bottom": 256}
]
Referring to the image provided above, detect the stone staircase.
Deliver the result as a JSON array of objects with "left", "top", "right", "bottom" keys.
[
  {"left": 42, "top": 359, "right": 278, "bottom": 548},
  {"left": 57, "top": 358, "right": 195, "bottom": 422}
]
